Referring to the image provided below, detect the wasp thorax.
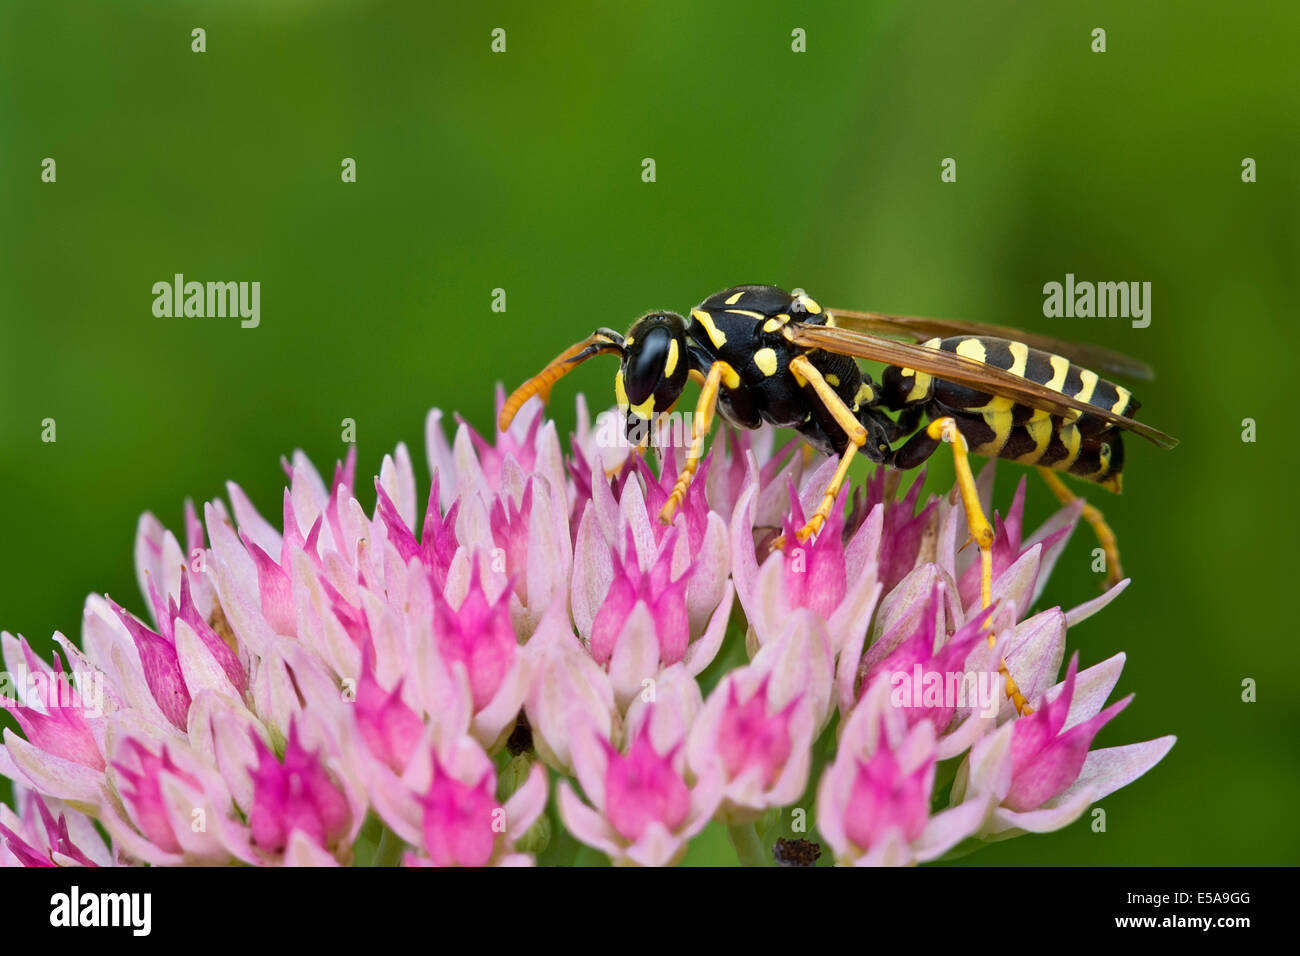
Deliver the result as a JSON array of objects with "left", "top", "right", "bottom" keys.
[{"left": 615, "top": 312, "right": 689, "bottom": 427}]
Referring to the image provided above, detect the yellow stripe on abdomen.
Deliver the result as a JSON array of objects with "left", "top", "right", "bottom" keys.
[
  {"left": 1007, "top": 341, "right": 1030, "bottom": 378},
  {"left": 970, "top": 410, "right": 1013, "bottom": 457},
  {"left": 1074, "top": 368, "right": 1100, "bottom": 405},
  {"left": 955, "top": 337, "right": 988, "bottom": 364},
  {"left": 1045, "top": 354, "right": 1070, "bottom": 391},
  {"left": 1111, "top": 385, "right": 1132, "bottom": 414},
  {"left": 1012, "top": 416, "right": 1054, "bottom": 464}
]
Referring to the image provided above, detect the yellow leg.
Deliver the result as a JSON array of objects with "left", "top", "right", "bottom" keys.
[
  {"left": 1038, "top": 467, "right": 1124, "bottom": 588},
  {"left": 797, "top": 444, "right": 859, "bottom": 543},
  {"left": 770, "top": 355, "right": 867, "bottom": 547},
  {"left": 930, "top": 419, "right": 993, "bottom": 607},
  {"left": 659, "top": 362, "right": 735, "bottom": 524},
  {"left": 929, "top": 417, "right": 1032, "bottom": 716},
  {"left": 499, "top": 333, "right": 623, "bottom": 431},
  {"left": 771, "top": 443, "right": 861, "bottom": 550}
]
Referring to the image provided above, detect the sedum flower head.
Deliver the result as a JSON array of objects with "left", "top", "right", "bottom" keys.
[{"left": 0, "top": 392, "right": 1173, "bottom": 867}]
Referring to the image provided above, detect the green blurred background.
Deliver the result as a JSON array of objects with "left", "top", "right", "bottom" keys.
[{"left": 2, "top": 0, "right": 1297, "bottom": 865}]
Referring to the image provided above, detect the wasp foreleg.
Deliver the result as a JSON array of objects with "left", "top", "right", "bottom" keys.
[{"left": 659, "top": 360, "right": 739, "bottom": 524}]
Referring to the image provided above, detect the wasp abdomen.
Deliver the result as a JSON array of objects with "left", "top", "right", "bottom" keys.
[{"left": 930, "top": 335, "right": 1139, "bottom": 417}]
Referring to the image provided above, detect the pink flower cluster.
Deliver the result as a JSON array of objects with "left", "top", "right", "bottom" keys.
[{"left": 0, "top": 392, "right": 1174, "bottom": 867}]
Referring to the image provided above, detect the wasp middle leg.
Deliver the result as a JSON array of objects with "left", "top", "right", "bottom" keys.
[{"left": 763, "top": 354, "right": 878, "bottom": 548}]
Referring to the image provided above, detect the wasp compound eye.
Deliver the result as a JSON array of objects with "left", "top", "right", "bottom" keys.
[{"left": 624, "top": 324, "right": 674, "bottom": 405}]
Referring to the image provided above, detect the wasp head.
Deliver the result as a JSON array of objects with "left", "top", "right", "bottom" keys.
[{"left": 615, "top": 312, "right": 690, "bottom": 439}]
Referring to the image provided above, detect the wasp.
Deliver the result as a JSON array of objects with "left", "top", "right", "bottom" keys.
[{"left": 499, "top": 285, "right": 1177, "bottom": 712}]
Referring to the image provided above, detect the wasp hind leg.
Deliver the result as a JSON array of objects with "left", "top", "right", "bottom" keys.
[
  {"left": 889, "top": 416, "right": 1033, "bottom": 716},
  {"left": 1037, "top": 467, "right": 1124, "bottom": 588}
]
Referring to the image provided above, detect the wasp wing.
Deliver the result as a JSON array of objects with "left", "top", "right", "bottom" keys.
[
  {"left": 787, "top": 323, "right": 1178, "bottom": 449},
  {"left": 824, "top": 308, "right": 1155, "bottom": 381}
]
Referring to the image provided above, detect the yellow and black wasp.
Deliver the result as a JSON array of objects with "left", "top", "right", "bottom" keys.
[{"left": 499, "top": 284, "right": 1177, "bottom": 712}]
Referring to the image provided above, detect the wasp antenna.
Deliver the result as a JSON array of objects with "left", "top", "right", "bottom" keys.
[{"left": 498, "top": 332, "right": 624, "bottom": 432}]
